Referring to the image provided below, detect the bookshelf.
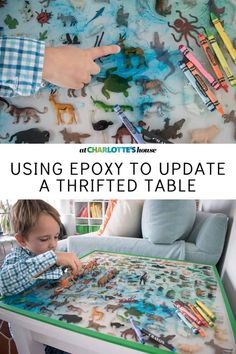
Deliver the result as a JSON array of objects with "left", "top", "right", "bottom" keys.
[{"left": 74, "top": 200, "right": 108, "bottom": 234}]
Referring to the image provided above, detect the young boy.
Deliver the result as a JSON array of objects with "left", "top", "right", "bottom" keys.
[{"left": 0, "top": 199, "right": 82, "bottom": 296}]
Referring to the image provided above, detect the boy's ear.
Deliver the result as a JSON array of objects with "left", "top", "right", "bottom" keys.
[{"left": 15, "top": 233, "right": 27, "bottom": 247}]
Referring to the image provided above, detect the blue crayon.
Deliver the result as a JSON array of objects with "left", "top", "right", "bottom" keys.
[
  {"left": 113, "top": 105, "right": 145, "bottom": 144},
  {"left": 176, "top": 310, "right": 199, "bottom": 335},
  {"left": 179, "top": 61, "right": 216, "bottom": 112},
  {"left": 128, "top": 316, "right": 145, "bottom": 344}
]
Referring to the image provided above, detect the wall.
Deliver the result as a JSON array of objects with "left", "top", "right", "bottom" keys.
[{"left": 200, "top": 200, "right": 236, "bottom": 318}]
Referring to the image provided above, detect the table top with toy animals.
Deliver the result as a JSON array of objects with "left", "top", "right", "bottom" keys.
[
  {"left": 0, "top": 0, "right": 236, "bottom": 144},
  {"left": 0, "top": 251, "right": 235, "bottom": 354}
]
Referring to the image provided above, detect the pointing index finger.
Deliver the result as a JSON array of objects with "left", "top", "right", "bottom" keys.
[{"left": 89, "top": 45, "right": 120, "bottom": 60}]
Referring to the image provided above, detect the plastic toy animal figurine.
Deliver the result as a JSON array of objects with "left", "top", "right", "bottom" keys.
[
  {"left": 91, "top": 96, "right": 133, "bottom": 112},
  {"left": 214, "top": 326, "right": 228, "bottom": 341},
  {"left": 91, "top": 306, "right": 104, "bottom": 321},
  {"left": 155, "top": 0, "right": 172, "bottom": 17},
  {"left": 223, "top": 110, "right": 236, "bottom": 140},
  {"left": 118, "top": 33, "right": 148, "bottom": 69},
  {"left": 105, "top": 304, "right": 122, "bottom": 312},
  {"left": 9, "top": 128, "right": 50, "bottom": 144},
  {"left": 60, "top": 128, "right": 90, "bottom": 143},
  {"left": 168, "top": 10, "right": 205, "bottom": 50},
  {"left": 191, "top": 125, "right": 219, "bottom": 143},
  {"left": 57, "top": 13, "right": 78, "bottom": 26},
  {"left": 139, "top": 272, "right": 148, "bottom": 285},
  {"left": 87, "top": 320, "right": 106, "bottom": 331},
  {"left": 112, "top": 120, "right": 146, "bottom": 144},
  {"left": 96, "top": 67, "right": 132, "bottom": 99},
  {"left": 121, "top": 328, "right": 138, "bottom": 341},
  {"left": 116, "top": 5, "right": 129, "bottom": 27},
  {"left": 82, "top": 259, "right": 99, "bottom": 273},
  {"left": 177, "top": 343, "right": 202, "bottom": 353},
  {"left": 150, "top": 32, "right": 176, "bottom": 80},
  {"left": 58, "top": 314, "right": 82, "bottom": 323},
  {"left": 49, "top": 94, "right": 78, "bottom": 125},
  {"left": 67, "top": 304, "right": 85, "bottom": 315},
  {"left": 208, "top": 0, "right": 225, "bottom": 17},
  {"left": 0, "top": 97, "right": 48, "bottom": 124},
  {"left": 92, "top": 120, "right": 113, "bottom": 131},
  {"left": 143, "top": 118, "right": 185, "bottom": 141},
  {"left": 61, "top": 33, "right": 81, "bottom": 45},
  {"left": 135, "top": 78, "right": 175, "bottom": 95},
  {"left": 110, "top": 322, "right": 124, "bottom": 328},
  {"left": 140, "top": 100, "right": 172, "bottom": 116},
  {"left": 205, "top": 339, "right": 233, "bottom": 354}
]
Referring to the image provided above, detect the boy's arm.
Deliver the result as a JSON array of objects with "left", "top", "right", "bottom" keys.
[
  {"left": 0, "top": 36, "right": 45, "bottom": 97},
  {"left": 0, "top": 250, "right": 62, "bottom": 296}
]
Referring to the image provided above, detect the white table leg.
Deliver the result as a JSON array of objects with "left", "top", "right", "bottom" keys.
[{"left": 10, "top": 323, "right": 45, "bottom": 354}]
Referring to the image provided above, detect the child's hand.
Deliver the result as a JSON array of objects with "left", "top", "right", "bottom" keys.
[
  {"left": 55, "top": 252, "right": 83, "bottom": 276},
  {"left": 43, "top": 45, "right": 120, "bottom": 89}
]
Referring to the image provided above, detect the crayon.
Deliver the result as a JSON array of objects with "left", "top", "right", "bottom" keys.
[
  {"left": 141, "top": 328, "right": 176, "bottom": 352},
  {"left": 113, "top": 105, "right": 145, "bottom": 144},
  {"left": 210, "top": 13, "right": 236, "bottom": 65},
  {"left": 187, "top": 304, "right": 209, "bottom": 327},
  {"left": 194, "top": 304, "right": 215, "bottom": 327},
  {"left": 196, "top": 300, "right": 216, "bottom": 321},
  {"left": 183, "top": 312, "right": 206, "bottom": 337},
  {"left": 128, "top": 316, "right": 145, "bottom": 344},
  {"left": 206, "top": 29, "right": 236, "bottom": 87},
  {"left": 179, "top": 44, "right": 220, "bottom": 90},
  {"left": 176, "top": 310, "right": 199, "bottom": 335},
  {"left": 198, "top": 33, "right": 228, "bottom": 92},
  {"left": 173, "top": 301, "right": 202, "bottom": 326},
  {"left": 179, "top": 61, "right": 216, "bottom": 112},
  {"left": 186, "top": 60, "right": 224, "bottom": 116}
]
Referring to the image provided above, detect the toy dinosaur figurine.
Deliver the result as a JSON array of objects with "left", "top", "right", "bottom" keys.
[
  {"left": 96, "top": 67, "right": 132, "bottom": 99},
  {"left": 49, "top": 93, "right": 78, "bottom": 124},
  {"left": 150, "top": 32, "right": 175, "bottom": 80},
  {"left": 118, "top": 33, "right": 148, "bottom": 69},
  {"left": 91, "top": 96, "right": 133, "bottom": 112},
  {"left": 143, "top": 118, "right": 185, "bottom": 142}
]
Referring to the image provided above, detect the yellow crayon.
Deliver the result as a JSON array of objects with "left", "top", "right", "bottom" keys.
[
  {"left": 210, "top": 13, "right": 236, "bottom": 65},
  {"left": 194, "top": 304, "right": 215, "bottom": 327},
  {"left": 206, "top": 29, "right": 236, "bottom": 87},
  {"left": 196, "top": 300, "right": 216, "bottom": 321}
]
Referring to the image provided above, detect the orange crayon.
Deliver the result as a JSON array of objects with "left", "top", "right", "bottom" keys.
[
  {"left": 186, "top": 60, "right": 224, "bottom": 116},
  {"left": 198, "top": 33, "right": 228, "bottom": 93},
  {"left": 187, "top": 304, "right": 208, "bottom": 327}
]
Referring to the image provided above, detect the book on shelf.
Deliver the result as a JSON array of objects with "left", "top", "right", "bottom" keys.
[{"left": 90, "top": 202, "right": 102, "bottom": 218}]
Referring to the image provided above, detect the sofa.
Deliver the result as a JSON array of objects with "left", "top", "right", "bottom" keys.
[{"left": 58, "top": 200, "right": 228, "bottom": 265}]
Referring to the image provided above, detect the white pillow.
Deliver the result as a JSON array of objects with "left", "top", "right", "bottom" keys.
[{"left": 103, "top": 200, "right": 144, "bottom": 237}]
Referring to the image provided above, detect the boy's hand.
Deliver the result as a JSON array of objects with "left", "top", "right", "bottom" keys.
[
  {"left": 43, "top": 45, "right": 120, "bottom": 89},
  {"left": 55, "top": 252, "right": 83, "bottom": 276}
]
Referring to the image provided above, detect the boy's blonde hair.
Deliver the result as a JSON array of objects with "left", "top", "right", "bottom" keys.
[{"left": 11, "top": 200, "right": 61, "bottom": 238}]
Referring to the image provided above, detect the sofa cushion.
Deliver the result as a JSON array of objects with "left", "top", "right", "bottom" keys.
[
  {"left": 102, "top": 200, "right": 144, "bottom": 238},
  {"left": 142, "top": 200, "right": 196, "bottom": 244}
]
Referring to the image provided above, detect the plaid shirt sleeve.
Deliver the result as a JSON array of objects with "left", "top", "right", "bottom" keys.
[
  {"left": 0, "top": 248, "right": 63, "bottom": 296},
  {"left": 0, "top": 36, "right": 45, "bottom": 97}
]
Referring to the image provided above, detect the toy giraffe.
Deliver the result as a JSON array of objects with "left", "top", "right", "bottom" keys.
[{"left": 49, "top": 94, "right": 78, "bottom": 125}]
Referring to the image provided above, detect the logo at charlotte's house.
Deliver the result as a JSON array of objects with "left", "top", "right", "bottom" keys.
[{"left": 79, "top": 146, "right": 157, "bottom": 153}]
